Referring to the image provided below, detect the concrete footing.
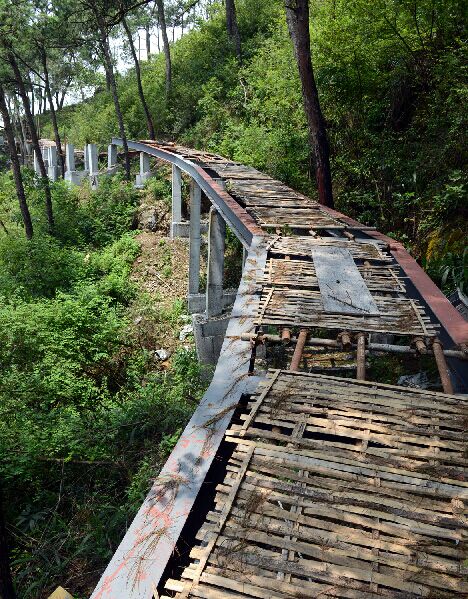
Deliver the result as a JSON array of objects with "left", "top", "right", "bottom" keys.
[
  {"left": 192, "top": 312, "right": 231, "bottom": 365},
  {"left": 171, "top": 221, "right": 208, "bottom": 239},
  {"left": 188, "top": 289, "right": 237, "bottom": 314},
  {"left": 65, "top": 170, "right": 87, "bottom": 185}
]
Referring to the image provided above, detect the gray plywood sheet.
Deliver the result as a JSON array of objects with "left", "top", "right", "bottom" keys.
[{"left": 312, "top": 246, "right": 380, "bottom": 315}]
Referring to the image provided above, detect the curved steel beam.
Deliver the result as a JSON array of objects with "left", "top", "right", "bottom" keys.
[{"left": 112, "top": 137, "right": 262, "bottom": 248}]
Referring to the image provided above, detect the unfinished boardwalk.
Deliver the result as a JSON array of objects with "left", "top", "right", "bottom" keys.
[
  {"left": 91, "top": 140, "right": 468, "bottom": 599},
  {"left": 165, "top": 371, "right": 468, "bottom": 599}
]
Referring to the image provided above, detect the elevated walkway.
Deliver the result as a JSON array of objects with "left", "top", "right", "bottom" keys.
[{"left": 91, "top": 140, "right": 468, "bottom": 599}]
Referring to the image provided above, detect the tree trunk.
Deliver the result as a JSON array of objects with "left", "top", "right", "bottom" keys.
[
  {"left": 10, "top": 96, "right": 26, "bottom": 163},
  {"left": 122, "top": 17, "right": 155, "bottom": 139},
  {"left": 41, "top": 48, "right": 65, "bottom": 178},
  {"left": 225, "top": 0, "right": 241, "bottom": 60},
  {"left": 145, "top": 24, "right": 151, "bottom": 57},
  {"left": 156, "top": 0, "right": 171, "bottom": 96},
  {"left": 8, "top": 52, "right": 54, "bottom": 230},
  {"left": 28, "top": 74, "right": 35, "bottom": 117},
  {"left": 0, "top": 487, "right": 15, "bottom": 599},
  {"left": 98, "top": 30, "right": 131, "bottom": 180},
  {"left": 0, "top": 86, "right": 33, "bottom": 240},
  {"left": 285, "top": 0, "right": 334, "bottom": 208},
  {"left": 37, "top": 86, "right": 43, "bottom": 114}
]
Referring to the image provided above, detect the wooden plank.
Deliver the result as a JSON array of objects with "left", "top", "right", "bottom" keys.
[{"left": 312, "top": 246, "right": 380, "bottom": 315}]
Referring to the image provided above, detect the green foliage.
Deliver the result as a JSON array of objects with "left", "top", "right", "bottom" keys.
[
  {"left": 439, "top": 248, "right": 468, "bottom": 294},
  {"left": 145, "top": 172, "right": 172, "bottom": 208},
  {"left": 51, "top": 0, "right": 467, "bottom": 272},
  {"left": 3, "top": 0, "right": 466, "bottom": 594},
  {"left": 0, "top": 234, "right": 85, "bottom": 299},
  {"left": 0, "top": 171, "right": 204, "bottom": 597}
]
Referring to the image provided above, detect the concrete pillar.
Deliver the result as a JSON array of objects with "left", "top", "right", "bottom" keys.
[
  {"left": 83, "top": 144, "right": 89, "bottom": 172},
  {"left": 88, "top": 144, "right": 99, "bottom": 189},
  {"left": 65, "top": 143, "right": 75, "bottom": 172},
  {"left": 24, "top": 142, "right": 32, "bottom": 166},
  {"left": 41, "top": 147, "right": 49, "bottom": 169},
  {"left": 107, "top": 143, "right": 118, "bottom": 173},
  {"left": 140, "top": 151, "right": 150, "bottom": 174},
  {"left": 206, "top": 207, "right": 226, "bottom": 317},
  {"left": 33, "top": 150, "right": 41, "bottom": 176},
  {"left": 171, "top": 164, "right": 183, "bottom": 238},
  {"left": 64, "top": 143, "right": 83, "bottom": 186},
  {"left": 88, "top": 144, "right": 99, "bottom": 174},
  {"left": 135, "top": 152, "right": 153, "bottom": 187},
  {"left": 48, "top": 146, "right": 58, "bottom": 181},
  {"left": 189, "top": 180, "right": 201, "bottom": 295}
]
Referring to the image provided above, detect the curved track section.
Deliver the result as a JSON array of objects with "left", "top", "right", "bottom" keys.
[{"left": 91, "top": 140, "right": 468, "bottom": 599}]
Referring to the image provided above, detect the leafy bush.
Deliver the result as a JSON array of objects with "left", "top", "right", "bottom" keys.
[
  {"left": 0, "top": 234, "right": 85, "bottom": 299},
  {"left": 0, "top": 166, "right": 205, "bottom": 597},
  {"left": 76, "top": 175, "right": 140, "bottom": 246}
]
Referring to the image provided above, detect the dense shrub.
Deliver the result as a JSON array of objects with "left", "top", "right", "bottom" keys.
[{"left": 0, "top": 171, "right": 205, "bottom": 597}]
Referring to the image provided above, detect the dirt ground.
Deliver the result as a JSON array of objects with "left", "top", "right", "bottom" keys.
[{"left": 127, "top": 191, "right": 195, "bottom": 360}]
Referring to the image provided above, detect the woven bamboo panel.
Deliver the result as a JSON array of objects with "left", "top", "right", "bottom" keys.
[
  {"left": 269, "top": 236, "right": 391, "bottom": 262},
  {"left": 256, "top": 287, "right": 436, "bottom": 336},
  {"left": 259, "top": 258, "right": 406, "bottom": 293},
  {"left": 231, "top": 193, "right": 316, "bottom": 209},
  {"left": 249, "top": 206, "right": 346, "bottom": 229},
  {"left": 164, "top": 371, "right": 468, "bottom": 599}
]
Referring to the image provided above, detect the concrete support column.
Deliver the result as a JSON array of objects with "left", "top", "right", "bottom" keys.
[
  {"left": 88, "top": 144, "right": 99, "bottom": 174},
  {"left": 140, "top": 152, "right": 150, "bottom": 175},
  {"left": 83, "top": 144, "right": 89, "bottom": 173},
  {"left": 88, "top": 143, "right": 99, "bottom": 189},
  {"left": 189, "top": 180, "right": 201, "bottom": 295},
  {"left": 171, "top": 164, "right": 182, "bottom": 238},
  {"left": 33, "top": 150, "right": 41, "bottom": 176},
  {"left": 64, "top": 143, "right": 80, "bottom": 186},
  {"left": 48, "top": 146, "right": 58, "bottom": 181},
  {"left": 41, "top": 147, "right": 49, "bottom": 169},
  {"left": 65, "top": 143, "right": 75, "bottom": 172},
  {"left": 206, "top": 207, "right": 226, "bottom": 317},
  {"left": 135, "top": 152, "right": 153, "bottom": 187},
  {"left": 107, "top": 143, "right": 118, "bottom": 174}
]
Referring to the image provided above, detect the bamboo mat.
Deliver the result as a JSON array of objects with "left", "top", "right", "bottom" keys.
[
  {"left": 164, "top": 370, "right": 468, "bottom": 599},
  {"left": 269, "top": 236, "right": 391, "bottom": 262},
  {"left": 256, "top": 287, "right": 436, "bottom": 336},
  {"left": 259, "top": 258, "right": 406, "bottom": 293}
]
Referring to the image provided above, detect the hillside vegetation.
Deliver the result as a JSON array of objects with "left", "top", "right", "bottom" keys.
[
  {"left": 0, "top": 0, "right": 466, "bottom": 596},
  {"left": 44, "top": 0, "right": 467, "bottom": 292},
  {"left": 0, "top": 170, "right": 205, "bottom": 597}
]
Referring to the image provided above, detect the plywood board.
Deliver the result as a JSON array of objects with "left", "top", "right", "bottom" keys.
[{"left": 312, "top": 246, "right": 380, "bottom": 315}]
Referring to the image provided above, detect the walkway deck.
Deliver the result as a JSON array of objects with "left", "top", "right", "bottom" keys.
[
  {"left": 91, "top": 141, "right": 468, "bottom": 599},
  {"left": 165, "top": 371, "right": 468, "bottom": 598}
]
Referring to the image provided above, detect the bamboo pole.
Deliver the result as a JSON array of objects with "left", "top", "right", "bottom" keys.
[
  {"left": 290, "top": 330, "right": 308, "bottom": 371},
  {"left": 432, "top": 339, "right": 455, "bottom": 394}
]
